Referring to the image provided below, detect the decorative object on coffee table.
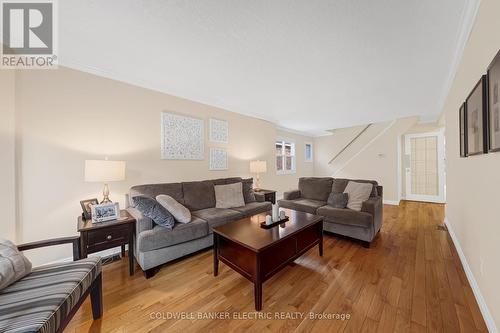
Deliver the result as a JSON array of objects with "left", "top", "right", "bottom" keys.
[
  {"left": 213, "top": 209, "right": 323, "bottom": 311},
  {"left": 250, "top": 160, "right": 267, "bottom": 191},
  {"left": 253, "top": 189, "right": 276, "bottom": 204},
  {"left": 80, "top": 198, "right": 99, "bottom": 220},
  {"left": 85, "top": 159, "right": 126, "bottom": 203},
  {"left": 78, "top": 210, "right": 136, "bottom": 276},
  {"left": 488, "top": 50, "right": 500, "bottom": 152},
  {"left": 465, "top": 75, "right": 488, "bottom": 156}
]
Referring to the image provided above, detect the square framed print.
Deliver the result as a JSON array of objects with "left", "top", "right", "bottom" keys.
[
  {"left": 209, "top": 148, "right": 228, "bottom": 170},
  {"left": 459, "top": 103, "right": 467, "bottom": 157},
  {"left": 161, "top": 112, "right": 204, "bottom": 160},
  {"left": 209, "top": 118, "right": 228, "bottom": 143},
  {"left": 465, "top": 75, "right": 488, "bottom": 156},
  {"left": 488, "top": 50, "right": 500, "bottom": 152}
]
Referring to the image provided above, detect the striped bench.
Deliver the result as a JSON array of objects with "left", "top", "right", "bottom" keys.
[{"left": 0, "top": 237, "right": 102, "bottom": 333}]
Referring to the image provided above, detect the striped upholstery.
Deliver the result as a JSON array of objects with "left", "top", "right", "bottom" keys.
[{"left": 0, "top": 257, "right": 101, "bottom": 333}]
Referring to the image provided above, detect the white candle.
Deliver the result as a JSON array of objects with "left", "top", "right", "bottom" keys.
[
  {"left": 272, "top": 204, "right": 279, "bottom": 222},
  {"left": 279, "top": 210, "right": 286, "bottom": 220},
  {"left": 265, "top": 215, "right": 273, "bottom": 225}
]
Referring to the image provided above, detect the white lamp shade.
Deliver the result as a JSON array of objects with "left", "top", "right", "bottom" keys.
[
  {"left": 85, "top": 160, "right": 126, "bottom": 182},
  {"left": 250, "top": 160, "right": 267, "bottom": 173}
]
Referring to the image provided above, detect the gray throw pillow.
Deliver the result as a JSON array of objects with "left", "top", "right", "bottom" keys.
[
  {"left": 156, "top": 194, "right": 191, "bottom": 223},
  {"left": 133, "top": 196, "right": 175, "bottom": 229},
  {"left": 343, "top": 181, "right": 373, "bottom": 211},
  {"left": 242, "top": 178, "right": 256, "bottom": 203},
  {"left": 327, "top": 192, "right": 349, "bottom": 208},
  {"left": 0, "top": 239, "right": 32, "bottom": 291},
  {"left": 214, "top": 182, "right": 245, "bottom": 208}
]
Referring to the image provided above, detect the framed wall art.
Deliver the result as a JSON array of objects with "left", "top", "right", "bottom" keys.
[
  {"left": 459, "top": 102, "right": 467, "bottom": 157},
  {"left": 488, "top": 50, "right": 500, "bottom": 152},
  {"left": 209, "top": 148, "right": 228, "bottom": 170},
  {"left": 161, "top": 112, "right": 204, "bottom": 160},
  {"left": 465, "top": 75, "right": 488, "bottom": 156},
  {"left": 209, "top": 118, "right": 228, "bottom": 143}
]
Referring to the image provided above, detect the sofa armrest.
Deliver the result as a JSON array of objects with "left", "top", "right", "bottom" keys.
[
  {"left": 127, "top": 207, "right": 153, "bottom": 234},
  {"left": 283, "top": 190, "right": 301, "bottom": 200},
  {"left": 361, "top": 196, "right": 383, "bottom": 233},
  {"left": 254, "top": 191, "right": 265, "bottom": 202}
]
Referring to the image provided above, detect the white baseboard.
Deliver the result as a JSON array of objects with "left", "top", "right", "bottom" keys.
[
  {"left": 444, "top": 217, "right": 498, "bottom": 333},
  {"left": 44, "top": 247, "right": 123, "bottom": 266},
  {"left": 383, "top": 200, "right": 400, "bottom": 206}
]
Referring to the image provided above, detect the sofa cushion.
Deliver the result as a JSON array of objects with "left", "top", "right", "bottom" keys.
[
  {"left": 0, "top": 239, "right": 32, "bottom": 291},
  {"left": 298, "top": 177, "right": 333, "bottom": 201},
  {"left": 317, "top": 206, "right": 373, "bottom": 228},
  {"left": 182, "top": 181, "right": 216, "bottom": 211},
  {"left": 192, "top": 208, "right": 244, "bottom": 232},
  {"left": 278, "top": 198, "right": 326, "bottom": 214},
  {"left": 242, "top": 178, "right": 256, "bottom": 203},
  {"left": 214, "top": 182, "right": 245, "bottom": 208},
  {"left": 232, "top": 201, "right": 272, "bottom": 217},
  {"left": 332, "top": 178, "right": 379, "bottom": 197},
  {"left": 327, "top": 192, "right": 349, "bottom": 209},
  {"left": 344, "top": 181, "right": 373, "bottom": 211},
  {"left": 156, "top": 194, "right": 191, "bottom": 223},
  {"left": 137, "top": 217, "right": 209, "bottom": 252},
  {"left": 0, "top": 257, "right": 101, "bottom": 333},
  {"left": 130, "top": 182, "right": 184, "bottom": 206},
  {"left": 133, "top": 196, "right": 175, "bottom": 229}
]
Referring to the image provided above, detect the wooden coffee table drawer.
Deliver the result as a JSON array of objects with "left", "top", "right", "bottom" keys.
[{"left": 296, "top": 223, "right": 321, "bottom": 253}]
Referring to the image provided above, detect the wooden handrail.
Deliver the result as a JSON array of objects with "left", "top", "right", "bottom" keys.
[{"left": 328, "top": 124, "right": 372, "bottom": 164}]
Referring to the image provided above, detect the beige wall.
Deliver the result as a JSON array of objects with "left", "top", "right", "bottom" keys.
[
  {"left": 0, "top": 70, "right": 17, "bottom": 241},
  {"left": 442, "top": 0, "right": 500, "bottom": 329},
  {"left": 12, "top": 66, "right": 313, "bottom": 265},
  {"left": 314, "top": 117, "right": 418, "bottom": 203}
]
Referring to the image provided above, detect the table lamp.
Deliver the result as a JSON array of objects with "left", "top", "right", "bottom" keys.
[
  {"left": 250, "top": 160, "right": 267, "bottom": 191},
  {"left": 85, "top": 160, "right": 126, "bottom": 203}
]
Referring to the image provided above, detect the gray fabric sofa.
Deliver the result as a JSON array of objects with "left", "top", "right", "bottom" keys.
[
  {"left": 126, "top": 177, "right": 271, "bottom": 277},
  {"left": 278, "top": 177, "right": 383, "bottom": 247}
]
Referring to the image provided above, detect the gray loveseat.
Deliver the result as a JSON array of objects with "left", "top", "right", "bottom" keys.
[
  {"left": 126, "top": 177, "right": 271, "bottom": 278},
  {"left": 278, "top": 177, "right": 383, "bottom": 247}
]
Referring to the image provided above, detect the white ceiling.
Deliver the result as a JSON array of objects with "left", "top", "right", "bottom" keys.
[{"left": 59, "top": 0, "right": 478, "bottom": 135}]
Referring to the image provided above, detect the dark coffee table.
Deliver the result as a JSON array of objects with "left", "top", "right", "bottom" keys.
[{"left": 213, "top": 209, "right": 323, "bottom": 311}]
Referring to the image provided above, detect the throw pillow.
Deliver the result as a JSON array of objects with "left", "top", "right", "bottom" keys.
[
  {"left": 133, "top": 196, "right": 175, "bottom": 229},
  {"left": 242, "top": 178, "right": 256, "bottom": 203},
  {"left": 214, "top": 182, "right": 245, "bottom": 209},
  {"left": 343, "top": 181, "right": 373, "bottom": 211},
  {"left": 327, "top": 192, "right": 349, "bottom": 209},
  {"left": 156, "top": 194, "right": 191, "bottom": 223},
  {"left": 0, "top": 238, "right": 32, "bottom": 291}
]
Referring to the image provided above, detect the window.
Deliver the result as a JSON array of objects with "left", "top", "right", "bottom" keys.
[
  {"left": 305, "top": 143, "right": 313, "bottom": 162},
  {"left": 276, "top": 140, "right": 295, "bottom": 174}
]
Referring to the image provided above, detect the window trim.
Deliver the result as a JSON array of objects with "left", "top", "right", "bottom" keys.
[
  {"left": 275, "top": 138, "right": 296, "bottom": 175},
  {"left": 305, "top": 142, "right": 313, "bottom": 162}
]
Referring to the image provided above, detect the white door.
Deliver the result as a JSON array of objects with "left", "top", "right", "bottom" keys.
[{"left": 404, "top": 130, "right": 445, "bottom": 203}]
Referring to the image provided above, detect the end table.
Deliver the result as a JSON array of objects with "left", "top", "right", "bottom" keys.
[
  {"left": 254, "top": 189, "right": 277, "bottom": 204},
  {"left": 78, "top": 210, "right": 136, "bottom": 275}
]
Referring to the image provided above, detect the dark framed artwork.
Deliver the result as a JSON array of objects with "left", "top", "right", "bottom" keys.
[
  {"left": 459, "top": 102, "right": 468, "bottom": 157},
  {"left": 465, "top": 75, "right": 488, "bottom": 155},
  {"left": 488, "top": 50, "right": 500, "bottom": 152}
]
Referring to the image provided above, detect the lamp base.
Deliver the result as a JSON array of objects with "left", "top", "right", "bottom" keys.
[{"left": 101, "top": 184, "right": 112, "bottom": 204}]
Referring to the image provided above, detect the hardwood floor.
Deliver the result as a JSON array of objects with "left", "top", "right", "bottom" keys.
[{"left": 65, "top": 201, "right": 487, "bottom": 333}]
